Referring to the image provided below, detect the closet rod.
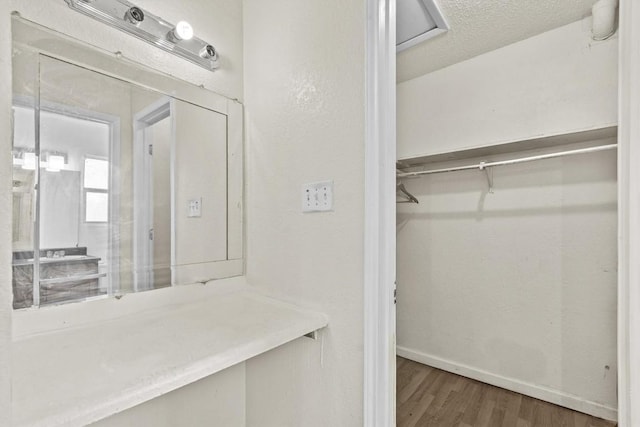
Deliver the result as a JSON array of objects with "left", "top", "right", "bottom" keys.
[{"left": 397, "top": 143, "right": 617, "bottom": 178}]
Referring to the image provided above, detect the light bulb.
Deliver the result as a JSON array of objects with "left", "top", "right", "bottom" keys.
[
  {"left": 172, "top": 21, "right": 194, "bottom": 41},
  {"left": 22, "top": 152, "right": 36, "bottom": 170}
]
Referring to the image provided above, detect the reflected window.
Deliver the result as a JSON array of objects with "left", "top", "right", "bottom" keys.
[
  {"left": 84, "top": 158, "right": 109, "bottom": 190},
  {"left": 85, "top": 191, "right": 108, "bottom": 223},
  {"left": 83, "top": 158, "right": 109, "bottom": 223}
]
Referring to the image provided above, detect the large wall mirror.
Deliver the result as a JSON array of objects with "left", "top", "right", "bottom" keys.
[{"left": 11, "top": 17, "right": 243, "bottom": 309}]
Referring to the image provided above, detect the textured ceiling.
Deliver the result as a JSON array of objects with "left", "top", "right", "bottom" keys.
[{"left": 397, "top": 0, "right": 600, "bottom": 82}]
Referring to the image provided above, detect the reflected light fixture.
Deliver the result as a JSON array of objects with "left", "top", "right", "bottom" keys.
[
  {"left": 65, "top": 0, "right": 219, "bottom": 70},
  {"left": 46, "top": 154, "right": 66, "bottom": 172},
  {"left": 22, "top": 152, "right": 36, "bottom": 170}
]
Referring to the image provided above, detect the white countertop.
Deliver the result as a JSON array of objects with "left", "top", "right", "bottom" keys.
[{"left": 12, "top": 288, "right": 328, "bottom": 427}]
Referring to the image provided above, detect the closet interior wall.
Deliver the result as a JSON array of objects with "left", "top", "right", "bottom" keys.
[{"left": 396, "top": 16, "right": 618, "bottom": 421}]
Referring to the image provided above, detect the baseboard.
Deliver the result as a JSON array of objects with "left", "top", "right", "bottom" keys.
[{"left": 396, "top": 346, "right": 618, "bottom": 422}]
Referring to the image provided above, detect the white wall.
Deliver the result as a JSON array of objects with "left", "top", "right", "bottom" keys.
[
  {"left": 92, "top": 362, "right": 245, "bottom": 427},
  {"left": 242, "top": 0, "right": 366, "bottom": 425},
  {"left": 396, "top": 14, "right": 619, "bottom": 421},
  {"left": 0, "top": 0, "right": 243, "bottom": 424},
  {"left": 397, "top": 18, "right": 618, "bottom": 160}
]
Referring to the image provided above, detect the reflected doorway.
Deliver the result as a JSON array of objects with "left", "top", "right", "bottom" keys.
[
  {"left": 12, "top": 100, "right": 120, "bottom": 307},
  {"left": 133, "top": 99, "right": 173, "bottom": 292}
]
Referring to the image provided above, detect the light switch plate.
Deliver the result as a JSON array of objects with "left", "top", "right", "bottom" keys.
[
  {"left": 188, "top": 198, "right": 202, "bottom": 217},
  {"left": 302, "top": 181, "right": 333, "bottom": 213}
]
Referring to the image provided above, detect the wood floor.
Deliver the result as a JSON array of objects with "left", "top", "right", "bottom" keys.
[{"left": 397, "top": 357, "right": 617, "bottom": 427}]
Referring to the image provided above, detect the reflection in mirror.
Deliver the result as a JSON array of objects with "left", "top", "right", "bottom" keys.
[
  {"left": 13, "top": 104, "right": 114, "bottom": 307},
  {"left": 12, "top": 55, "right": 175, "bottom": 308},
  {"left": 132, "top": 98, "right": 173, "bottom": 292},
  {"left": 11, "top": 18, "right": 241, "bottom": 310}
]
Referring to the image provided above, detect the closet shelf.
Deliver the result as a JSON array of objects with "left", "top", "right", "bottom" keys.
[
  {"left": 12, "top": 288, "right": 328, "bottom": 427},
  {"left": 397, "top": 126, "right": 617, "bottom": 169}
]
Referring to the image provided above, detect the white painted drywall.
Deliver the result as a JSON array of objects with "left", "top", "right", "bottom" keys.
[
  {"left": 242, "top": 0, "right": 366, "bottom": 425},
  {"left": 0, "top": 0, "right": 243, "bottom": 425},
  {"left": 90, "top": 362, "right": 246, "bottom": 427},
  {"left": 396, "top": 146, "right": 618, "bottom": 416},
  {"left": 397, "top": 17, "right": 618, "bottom": 160}
]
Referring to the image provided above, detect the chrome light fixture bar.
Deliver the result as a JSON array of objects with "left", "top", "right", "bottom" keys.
[{"left": 65, "top": 0, "right": 219, "bottom": 71}]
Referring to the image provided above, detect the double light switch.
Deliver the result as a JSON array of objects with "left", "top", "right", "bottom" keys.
[{"left": 302, "top": 181, "right": 333, "bottom": 213}]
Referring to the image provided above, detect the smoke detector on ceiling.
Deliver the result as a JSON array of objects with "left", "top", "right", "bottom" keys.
[{"left": 396, "top": 0, "right": 449, "bottom": 52}]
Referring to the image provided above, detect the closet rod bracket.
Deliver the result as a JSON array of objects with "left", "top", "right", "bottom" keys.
[{"left": 479, "top": 162, "right": 494, "bottom": 193}]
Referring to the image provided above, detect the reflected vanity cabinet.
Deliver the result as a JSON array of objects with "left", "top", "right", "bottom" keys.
[{"left": 12, "top": 247, "right": 102, "bottom": 309}]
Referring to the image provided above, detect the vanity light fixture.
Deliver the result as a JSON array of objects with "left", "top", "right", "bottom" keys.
[
  {"left": 123, "top": 6, "right": 144, "bottom": 25},
  {"left": 64, "top": 0, "right": 219, "bottom": 70}
]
